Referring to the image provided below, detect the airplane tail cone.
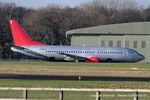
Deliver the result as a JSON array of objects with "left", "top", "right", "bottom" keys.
[{"left": 9, "top": 19, "right": 46, "bottom": 46}]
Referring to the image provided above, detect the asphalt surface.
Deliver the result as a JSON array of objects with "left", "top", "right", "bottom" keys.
[{"left": 0, "top": 74, "right": 150, "bottom": 81}]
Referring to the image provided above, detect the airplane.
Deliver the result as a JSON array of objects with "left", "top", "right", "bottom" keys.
[{"left": 9, "top": 19, "right": 145, "bottom": 62}]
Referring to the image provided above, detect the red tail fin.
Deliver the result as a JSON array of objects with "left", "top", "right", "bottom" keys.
[{"left": 9, "top": 19, "right": 46, "bottom": 46}]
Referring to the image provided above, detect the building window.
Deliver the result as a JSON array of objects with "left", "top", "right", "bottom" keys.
[
  {"left": 117, "top": 41, "right": 121, "bottom": 47},
  {"left": 109, "top": 41, "right": 113, "bottom": 47},
  {"left": 125, "top": 41, "right": 129, "bottom": 48},
  {"left": 101, "top": 40, "right": 105, "bottom": 46},
  {"left": 133, "top": 41, "right": 137, "bottom": 48},
  {"left": 142, "top": 41, "right": 146, "bottom": 48}
]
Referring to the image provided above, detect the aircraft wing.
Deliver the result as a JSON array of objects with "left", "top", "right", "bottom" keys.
[
  {"left": 59, "top": 53, "right": 86, "bottom": 60},
  {"left": 59, "top": 53, "right": 99, "bottom": 62}
]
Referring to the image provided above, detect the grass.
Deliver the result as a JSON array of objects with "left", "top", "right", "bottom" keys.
[
  {"left": 0, "top": 79, "right": 150, "bottom": 89},
  {"left": 0, "top": 90, "right": 149, "bottom": 100},
  {"left": 0, "top": 79, "right": 149, "bottom": 100},
  {"left": 0, "top": 61, "right": 150, "bottom": 88},
  {"left": 0, "top": 61, "right": 150, "bottom": 77},
  {"left": 0, "top": 79, "right": 150, "bottom": 100},
  {"left": 0, "top": 61, "right": 150, "bottom": 99}
]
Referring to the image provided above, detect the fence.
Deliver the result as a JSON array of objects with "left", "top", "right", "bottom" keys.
[{"left": 0, "top": 87, "right": 150, "bottom": 100}]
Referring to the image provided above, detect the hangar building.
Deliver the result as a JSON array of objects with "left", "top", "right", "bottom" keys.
[{"left": 66, "top": 22, "right": 150, "bottom": 62}]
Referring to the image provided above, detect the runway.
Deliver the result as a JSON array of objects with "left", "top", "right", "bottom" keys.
[{"left": 0, "top": 74, "right": 150, "bottom": 81}]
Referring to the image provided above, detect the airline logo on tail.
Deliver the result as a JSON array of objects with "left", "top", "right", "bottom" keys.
[{"left": 9, "top": 19, "right": 46, "bottom": 46}]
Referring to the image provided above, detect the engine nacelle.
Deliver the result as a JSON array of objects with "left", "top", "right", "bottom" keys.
[{"left": 86, "top": 57, "right": 99, "bottom": 63}]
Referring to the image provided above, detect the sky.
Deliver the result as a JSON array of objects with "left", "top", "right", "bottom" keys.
[{"left": 2, "top": 0, "right": 150, "bottom": 9}]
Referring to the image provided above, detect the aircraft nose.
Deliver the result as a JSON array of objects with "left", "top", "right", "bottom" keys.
[{"left": 139, "top": 54, "right": 145, "bottom": 61}]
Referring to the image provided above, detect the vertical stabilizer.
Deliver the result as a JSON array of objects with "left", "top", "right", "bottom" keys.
[{"left": 9, "top": 19, "right": 46, "bottom": 46}]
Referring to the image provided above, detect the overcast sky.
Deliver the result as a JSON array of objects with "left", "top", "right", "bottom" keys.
[{"left": 2, "top": 0, "right": 150, "bottom": 9}]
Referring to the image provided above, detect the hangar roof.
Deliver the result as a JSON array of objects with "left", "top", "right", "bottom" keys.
[{"left": 66, "top": 22, "right": 150, "bottom": 37}]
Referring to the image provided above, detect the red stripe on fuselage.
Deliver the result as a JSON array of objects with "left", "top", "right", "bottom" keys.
[{"left": 86, "top": 57, "right": 99, "bottom": 62}]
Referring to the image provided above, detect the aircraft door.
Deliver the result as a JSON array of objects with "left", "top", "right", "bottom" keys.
[{"left": 124, "top": 51, "right": 128, "bottom": 56}]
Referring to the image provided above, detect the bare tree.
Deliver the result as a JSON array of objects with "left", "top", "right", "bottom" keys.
[
  {"left": 23, "top": 5, "right": 63, "bottom": 45},
  {"left": 92, "top": 0, "right": 140, "bottom": 10},
  {"left": 143, "top": 7, "right": 150, "bottom": 21}
]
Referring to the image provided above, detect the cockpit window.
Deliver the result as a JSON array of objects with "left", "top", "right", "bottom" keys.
[{"left": 131, "top": 51, "right": 137, "bottom": 54}]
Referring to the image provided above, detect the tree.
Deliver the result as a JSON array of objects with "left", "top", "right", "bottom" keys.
[
  {"left": 110, "top": 9, "right": 143, "bottom": 23},
  {"left": 143, "top": 7, "right": 150, "bottom": 21},
  {"left": 0, "top": 1, "right": 30, "bottom": 59},
  {"left": 23, "top": 5, "right": 63, "bottom": 45}
]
